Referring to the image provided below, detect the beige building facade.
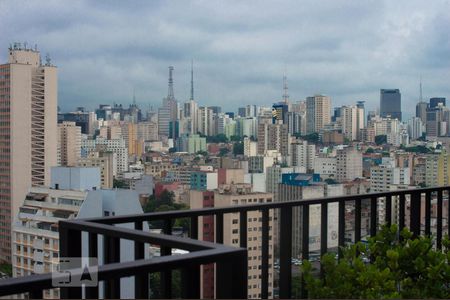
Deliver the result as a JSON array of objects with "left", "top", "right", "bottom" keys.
[
  {"left": 0, "top": 46, "right": 57, "bottom": 262},
  {"left": 57, "top": 121, "right": 81, "bottom": 166}
]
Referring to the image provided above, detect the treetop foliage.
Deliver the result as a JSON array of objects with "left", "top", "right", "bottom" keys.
[{"left": 302, "top": 225, "right": 450, "bottom": 299}]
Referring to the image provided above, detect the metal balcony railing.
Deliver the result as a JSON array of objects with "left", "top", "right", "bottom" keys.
[{"left": 0, "top": 186, "right": 449, "bottom": 299}]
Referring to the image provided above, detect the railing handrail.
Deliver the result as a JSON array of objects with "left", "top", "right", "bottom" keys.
[
  {"left": 0, "top": 245, "right": 246, "bottom": 297},
  {"left": 60, "top": 220, "right": 230, "bottom": 251},
  {"left": 79, "top": 185, "right": 450, "bottom": 225}
]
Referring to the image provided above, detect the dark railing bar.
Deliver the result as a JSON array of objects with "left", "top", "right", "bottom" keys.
[
  {"left": 216, "top": 213, "right": 224, "bottom": 244},
  {"left": 370, "top": 197, "right": 377, "bottom": 237},
  {"left": 239, "top": 211, "right": 247, "bottom": 249},
  {"left": 84, "top": 187, "right": 450, "bottom": 225},
  {"left": 59, "top": 220, "right": 216, "bottom": 251},
  {"left": 134, "top": 221, "right": 148, "bottom": 299},
  {"left": 425, "top": 191, "right": 431, "bottom": 236},
  {"left": 161, "top": 219, "right": 172, "bottom": 299},
  {"left": 85, "top": 232, "right": 99, "bottom": 299},
  {"left": 279, "top": 206, "right": 292, "bottom": 299},
  {"left": 190, "top": 216, "right": 198, "bottom": 240},
  {"left": 59, "top": 224, "right": 82, "bottom": 299},
  {"left": 104, "top": 236, "right": 121, "bottom": 299},
  {"left": 338, "top": 200, "right": 345, "bottom": 258},
  {"left": 399, "top": 194, "right": 406, "bottom": 231},
  {"left": 320, "top": 202, "right": 328, "bottom": 256},
  {"left": 302, "top": 205, "right": 310, "bottom": 261},
  {"left": 410, "top": 191, "right": 421, "bottom": 237},
  {"left": 0, "top": 247, "right": 246, "bottom": 298},
  {"left": 181, "top": 264, "right": 201, "bottom": 299},
  {"left": 448, "top": 189, "right": 450, "bottom": 237},
  {"left": 355, "top": 200, "right": 361, "bottom": 243},
  {"left": 261, "top": 209, "right": 269, "bottom": 299},
  {"left": 385, "top": 195, "right": 392, "bottom": 226},
  {"left": 437, "top": 189, "right": 443, "bottom": 249}
]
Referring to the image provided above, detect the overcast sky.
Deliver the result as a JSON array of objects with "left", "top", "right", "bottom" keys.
[{"left": 1, "top": 0, "right": 449, "bottom": 117}]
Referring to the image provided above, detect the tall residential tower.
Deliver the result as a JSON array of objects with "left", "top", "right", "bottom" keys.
[{"left": 0, "top": 44, "right": 58, "bottom": 262}]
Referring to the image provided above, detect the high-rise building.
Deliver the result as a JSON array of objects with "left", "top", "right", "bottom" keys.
[
  {"left": 339, "top": 105, "right": 358, "bottom": 141},
  {"left": 197, "top": 106, "right": 214, "bottom": 136},
  {"left": 57, "top": 121, "right": 81, "bottom": 167},
  {"left": 336, "top": 147, "right": 362, "bottom": 182},
  {"left": 0, "top": 45, "right": 57, "bottom": 262},
  {"left": 81, "top": 138, "right": 128, "bottom": 174},
  {"left": 291, "top": 140, "right": 316, "bottom": 171},
  {"left": 58, "top": 109, "right": 97, "bottom": 136},
  {"left": 380, "top": 89, "right": 402, "bottom": 120},
  {"left": 191, "top": 184, "right": 275, "bottom": 299},
  {"left": 257, "top": 123, "right": 289, "bottom": 156},
  {"left": 370, "top": 157, "right": 410, "bottom": 192},
  {"left": 416, "top": 101, "right": 428, "bottom": 124},
  {"left": 77, "top": 152, "right": 115, "bottom": 188},
  {"left": 306, "top": 95, "right": 331, "bottom": 134},
  {"left": 429, "top": 97, "right": 446, "bottom": 109},
  {"left": 159, "top": 66, "right": 178, "bottom": 138},
  {"left": 407, "top": 117, "right": 425, "bottom": 140},
  {"left": 272, "top": 103, "right": 288, "bottom": 124}
]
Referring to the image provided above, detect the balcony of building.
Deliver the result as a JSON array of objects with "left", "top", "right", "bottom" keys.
[{"left": 0, "top": 186, "right": 449, "bottom": 299}]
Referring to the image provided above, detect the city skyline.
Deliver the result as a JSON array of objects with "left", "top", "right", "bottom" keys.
[{"left": 1, "top": 0, "right": 450, "bottom": 115}]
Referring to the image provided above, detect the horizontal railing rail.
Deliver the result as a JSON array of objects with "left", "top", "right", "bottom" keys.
[
  {"left": 81, "top": 186, "right": 450, "bottom": 224},
  {"left": 0, "top": 185, "right": 449, "bottom": 299}
]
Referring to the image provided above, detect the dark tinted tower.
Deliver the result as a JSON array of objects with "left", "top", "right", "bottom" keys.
[{"left": 380, "top": 89, "right": 401, "bottom": 120}]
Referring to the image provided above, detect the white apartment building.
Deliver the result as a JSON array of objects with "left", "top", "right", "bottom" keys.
[
  {"left": 336, "top": 147, "right": 363, "bottom": 182},
  {"left": 244, "top": 137, "right": 258, "bottom": 157},
  {"left": 12, "top": 167, "right": 146, "bottom": 299},
  {"left": 291, "top": 140, "right": 316, "bottom": 171},
  {"left": 81, "top": 137, "right": 128, "bottom": 174},
  {"left": 408, "top": 117, "right": 425, "bottom": 140},
  {"left": 370, "top": 158, "right": 410, "bottom": 192},
  {"left": 313, "top": 157, "right": 337, "bottom": 179},
  {"left": 306, "top": 95, "right": 331, "bottom": 134},
  {"left": 339, "top": 105, "right": 361, "bottom": 141}
]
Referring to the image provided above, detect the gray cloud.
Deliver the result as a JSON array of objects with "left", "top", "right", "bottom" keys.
[{"left": 0, "top": 0, "right": 449, "bottom": 117}]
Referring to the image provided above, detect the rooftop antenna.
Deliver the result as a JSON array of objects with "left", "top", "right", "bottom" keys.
[
  {"left": 282, "top": 66, "right": 289, "bottom": 104},
  {"left": 167, "top": 66, "right": 175, "bottom": 100},
  {"left": 190, "top": 59, "right": 194, "bottom": 101},
  {"left": 419, "top": 75, "right": 423, "bottom": 102},
  {"left": 45, "top": 53, "right": 51, "bottom": 66},
  {"left": 133, "top": 88, "right": 136, "bottom": 106}
]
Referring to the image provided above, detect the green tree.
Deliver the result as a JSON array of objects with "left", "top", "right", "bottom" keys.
[
  {"left": 301, "top": 225, "right": 450, "bottom": 299},
  {"left": 0, "top": 263, "right": 12, "bottom": 276},
  {"left": 375, "top": 135, "right": 387, "bottom": 145},
  {"left": 230, "top": 135, "right": 242, "bottom": 142},
  {"left": 365, "top": 147, "right": 375, "bottom": 154},
  {"left": 196, "top": 150, "right": 208, "bottom": 156},
  {"left": 143, "top": 190, "right": 190, "bottom": 231},
  {"left": 150, "top": 270, "right": 182, "bottom": 298},
  {"left": 295, "top": 132, "right": 320, "bottom": 143},
  {"left": 206, "top": 134, "right": 229, "bottom": 143},
  {"left": 113, "top": 178, "right": 129, "bottom": 189},
  {"left": 219, "top": 147, "right": 230, "bottom": 157},
  {"left": 233, "top": 141, "right": 244, "bottom": 155},
  {"left": 324, "top": 178, "right": 338, "bottom": 185}
]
